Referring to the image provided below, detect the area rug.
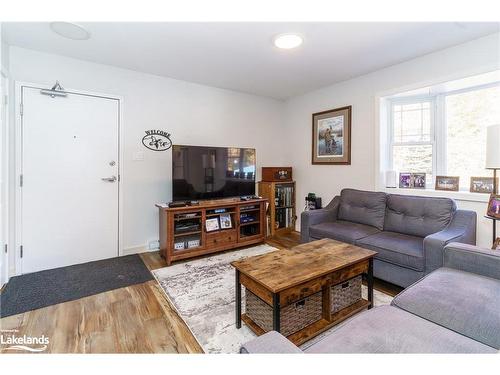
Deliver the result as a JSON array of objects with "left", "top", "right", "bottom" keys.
[
  {"left": 153, "top": 245, "right": 394, "bottom": 353},
  {"left": 0, "top": 254, "right": 153, "bottom": 318}
]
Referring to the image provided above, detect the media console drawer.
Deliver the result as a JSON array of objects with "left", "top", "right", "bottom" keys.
[{"left": 206, "top": 230, "right": 237, "bottom": 246}]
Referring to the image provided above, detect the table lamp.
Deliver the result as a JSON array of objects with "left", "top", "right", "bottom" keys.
[{"left": 486, "top": 124, "right": 500, "bottom": 194}]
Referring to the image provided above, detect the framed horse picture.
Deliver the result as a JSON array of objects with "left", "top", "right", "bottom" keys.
[{"left": 312, "top": 106, "right": 352, "bottom": 165}]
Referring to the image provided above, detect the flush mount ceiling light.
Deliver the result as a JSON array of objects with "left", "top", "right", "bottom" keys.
[
  {"left": 50, "top": 22, "right": 90, "bottom": 40},
  {"left": 273, "top": 33, "right": 303, "bottom": 49}
]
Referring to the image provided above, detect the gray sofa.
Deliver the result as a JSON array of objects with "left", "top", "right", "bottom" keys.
[
  {"left": 301, "top": 189, "right": 477, "bottom": 287},
  {"left": 241, "top": 243, "right": 500, "bottom": 353}
]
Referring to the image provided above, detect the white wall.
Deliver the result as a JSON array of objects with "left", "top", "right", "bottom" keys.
[
  {"left": 284, "top": 33, "right": 500, "bottom": 248},
  {"left": 6, "top": 32, "right": 500, "bottom": 277},
  {"left": 7, "top": 46, "right": 285, "bottom": 275}
]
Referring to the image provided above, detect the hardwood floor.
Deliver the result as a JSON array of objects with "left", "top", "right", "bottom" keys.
[
  {"left": 0, "top": 232, "right": 401, "bottom": 354},
  {"left": 0, "top": 251, "right": 203, "bottom": 354}
]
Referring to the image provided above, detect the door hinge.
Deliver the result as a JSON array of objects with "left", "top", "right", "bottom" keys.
[
  {"left": 3, "top": 95, "right": 7, "bottom": 106},
  {"left": 20, "top": 103, "right": 23, "bottom": 116},
  {"left": 118, "top": 174, "right": 121, "bottom": 182},
  {"left": 4, "top": 244, "right": 7, "bottom": 254},
  {"left": 20, "top": 174, "right": 23, "bottom": 187},
  {"left": 20, "top": 245, "right": 23, "bottom": 258}
]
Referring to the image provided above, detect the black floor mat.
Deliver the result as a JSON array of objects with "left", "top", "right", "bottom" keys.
[{"left": 0, "top": 254, "right": 153, "bottom": 318}]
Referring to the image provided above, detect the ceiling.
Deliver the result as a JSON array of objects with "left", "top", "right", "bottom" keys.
[{"left": 3, "top": 22, "right": 499, "bottom": 99}]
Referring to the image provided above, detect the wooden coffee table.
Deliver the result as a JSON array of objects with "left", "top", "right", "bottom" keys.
[{"left": 231, "top": 238, "right": 377, "bottom": 345}]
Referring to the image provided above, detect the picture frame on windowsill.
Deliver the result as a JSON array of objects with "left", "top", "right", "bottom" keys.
[
  {"left": 435, "top": 176, "right": 460, "bottom": 192},
  {"left": 470, "top": 177, "right": 497, "bottom": 194},
  {"left": 399, "top": 172, "right": 426, "bottom": 189}
]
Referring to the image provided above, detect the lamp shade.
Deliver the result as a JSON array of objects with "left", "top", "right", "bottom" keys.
[{"left": 486, "top": 124, "right": 500, "bottom": 169}]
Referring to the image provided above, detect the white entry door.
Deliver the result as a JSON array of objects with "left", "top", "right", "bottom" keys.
[{"left": 20, "top": 86, "right": 120, "bottom": 274}]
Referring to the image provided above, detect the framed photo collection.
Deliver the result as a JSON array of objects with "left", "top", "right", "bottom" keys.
[{"left": 399, "top": 173, "right": 426, "bottom": 189}]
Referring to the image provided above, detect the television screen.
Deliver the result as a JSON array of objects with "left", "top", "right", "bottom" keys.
[{"left": 172, "top": 145, "right": 256, "bottom": 201}]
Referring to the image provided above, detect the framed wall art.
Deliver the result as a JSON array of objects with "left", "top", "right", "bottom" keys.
[{"left": 312, "top": 106, "right": 351, "bottom": 165}]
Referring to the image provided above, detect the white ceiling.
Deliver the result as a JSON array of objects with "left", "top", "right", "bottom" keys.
[{"left": 3, "top": 22, "right": 499, "bottom": 99}]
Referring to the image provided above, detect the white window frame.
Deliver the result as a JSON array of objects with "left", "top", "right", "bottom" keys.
[
  {"left": 388, "top": 96, "right": 437, "bottom": 188},
  {"left": 387, "top": 81, "right": 500, "bottom": 191}
]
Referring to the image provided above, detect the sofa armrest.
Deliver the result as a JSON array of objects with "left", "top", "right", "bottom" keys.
[
  {"left": 423, "top": 210, "right": 476, "bottom": 274},
  {"left": 300, "top": 196, "right": 340, "bottom": 243},
  {"left": 444, "top": 242, "right": 500, "bottom": 280},
  {"left": 240, "top": 331, "right": 303, "bottom": 354}
]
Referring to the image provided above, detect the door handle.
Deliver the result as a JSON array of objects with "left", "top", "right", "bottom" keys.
[{"left": 101, "top": 176, "right": 117, "bottom": 182}]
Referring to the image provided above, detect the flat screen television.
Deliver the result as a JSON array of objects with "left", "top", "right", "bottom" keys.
[{"left": 172, "top": 145, "right": 256, "bottom": 201}]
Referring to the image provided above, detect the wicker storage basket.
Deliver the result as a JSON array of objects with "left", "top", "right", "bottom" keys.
[
  {"left": 245, "top": 290, "right": 322, "bottom": 336},
  {"left": 330, "top": 275, "right": 362, "bottom": 313}
]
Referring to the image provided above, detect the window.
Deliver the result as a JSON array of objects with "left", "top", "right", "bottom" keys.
[
  {"left": 387, "top": 77, "right": 500, "bottom": 191},
  {"left": 390, "top": 100, "right": 435, "bottom": 185},
  {"left": 445, "top": 85, "right": 500, "bottom": 189}
]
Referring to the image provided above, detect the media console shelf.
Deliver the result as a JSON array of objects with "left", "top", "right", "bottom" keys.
[{"left": 156, "top": 198, "right": 268, "bottom": 266}]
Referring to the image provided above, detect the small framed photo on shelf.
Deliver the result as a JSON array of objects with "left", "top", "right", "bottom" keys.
[
  {"left": 435, "top": 176, "right": 460, "bottom": 191},
  {"left": 399, "top": 173, "right": 426, "bottom": 189},
  {"left": 487, "top": 194, "right": 500, "bottom": 219},
  {"left": 470, "top": 177, "right": 496, "bottom": 194},
  {"left": 219, "top": 213, "right": 232, "bottom": 229},
  {"left": 412, "top": 173, "right": 426, "bottom": 189},
  {"left": 205, "top": 217, "right": 220, "bottom": 232},
  {"left": 399, "top": 173, "right": 412, "bottom": 188}
]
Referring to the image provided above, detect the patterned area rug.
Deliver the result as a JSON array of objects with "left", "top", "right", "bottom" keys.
[{"left": 153, "top": 244, "right": 393, "bottom": 353}]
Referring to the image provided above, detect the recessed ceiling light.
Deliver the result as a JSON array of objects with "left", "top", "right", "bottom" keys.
[
  {"left": 273, "top": 33, "right": 303, "bottom": 49},
  {"left": 50, "top": 22, "right": 90, "bottom": 40}
]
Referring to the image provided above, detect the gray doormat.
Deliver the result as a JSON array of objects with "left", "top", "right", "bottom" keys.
[{"left": 0, "top": 254, "right": 153, "bottom": 318}]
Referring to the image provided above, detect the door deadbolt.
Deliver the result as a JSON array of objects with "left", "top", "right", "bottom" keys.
[{"left": 109, "top": 161, "right": 116, "bottom": 166}]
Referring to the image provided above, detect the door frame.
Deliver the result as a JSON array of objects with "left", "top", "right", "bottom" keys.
[
  {"left": 1, "top": 66, "right": 10, "bottom": 286},
  {"left": 14, "top": 81, "right": 124, "bottom": 275}
]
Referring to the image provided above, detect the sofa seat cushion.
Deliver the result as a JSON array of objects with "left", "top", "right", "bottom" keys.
[
  {"left": 356, "top": 231, "right": 424, "bottom": 271},
  {"left": 338, "top": 189, "right": 387, "bottom": 230},
  {"left": 392, "top": 268, "right": 500, "bottom": 349},
  {"left": 309, "top": 220, "right": 380, "bottom": 244},
  {"left": 304, "top": 306, "right": 495, "bottom": 353}
]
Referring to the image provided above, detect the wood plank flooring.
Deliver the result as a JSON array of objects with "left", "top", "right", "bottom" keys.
[{"left": 0, "top": 232, "right": 401, "bottom": 354}]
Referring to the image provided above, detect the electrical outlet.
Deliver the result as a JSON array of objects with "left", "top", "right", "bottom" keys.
[{"left": 148, "top": 240, "right": 160, "bottom": 250}]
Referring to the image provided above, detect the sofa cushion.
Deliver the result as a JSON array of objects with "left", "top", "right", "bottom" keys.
[
  {"left": 357, "top": 231, "right": 424, "bottom": 271},
  {"left": 304, "top": 306, "right": 496, "bottom": 353},
  {"left": 309, "top": 220, "right": 380, "bottom": 244},
  {"left": 384, "top": 194, "right": 456, "bottom": 238},
  {"left": 392, "top": 267, "right": 500, "bottom": 349},
  {"left": 337, "top": 189, "right": 387, "bottom": 230}
]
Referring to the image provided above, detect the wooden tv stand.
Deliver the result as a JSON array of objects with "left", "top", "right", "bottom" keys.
[{"left": 155, "top": 198, "right": 268, "bottom": 266}]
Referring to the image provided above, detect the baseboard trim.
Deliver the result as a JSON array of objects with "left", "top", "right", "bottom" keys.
[{"left": 123, "top": 245, "right": 158, "bottom": 256}]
